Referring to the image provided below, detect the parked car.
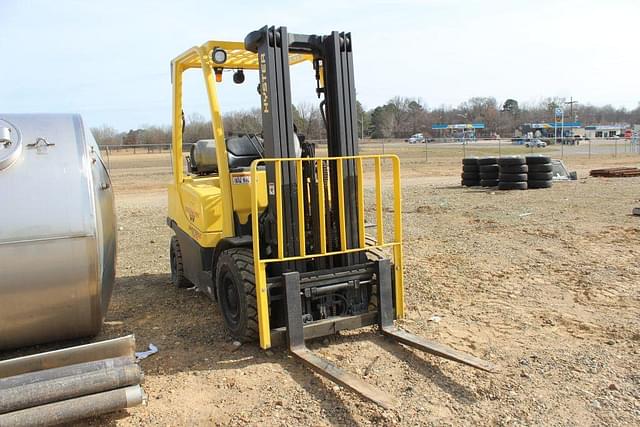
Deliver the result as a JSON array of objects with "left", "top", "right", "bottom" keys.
[
  {"left": 406, "top": 133, "right": 425, "bottom": 144},
  {"left": 525, "top": 138, "right": 547, "bottom": 148}
]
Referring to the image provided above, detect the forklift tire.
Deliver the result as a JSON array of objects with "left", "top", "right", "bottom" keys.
[
  {"left": 170, "top": 236, "right": 192, "bottom": 288},
  {"left": 215, "top": 248, "right": 259, "bottom": 342}
]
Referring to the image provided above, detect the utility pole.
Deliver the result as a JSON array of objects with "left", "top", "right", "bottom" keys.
[{"left": 565, "top": 97, "right": 578, "bottom": 122}]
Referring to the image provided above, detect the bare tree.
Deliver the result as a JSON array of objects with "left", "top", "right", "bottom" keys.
[{"left": 91, "top": 125, "right": 120, "bottom": 145}]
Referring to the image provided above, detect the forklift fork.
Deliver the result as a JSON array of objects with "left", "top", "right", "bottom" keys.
[
  {"left": 376, "top": 259, "right": 497, "bottom": 373},
  {"left": 283, "top": 261, "right": 497, "bottom": 409},
  {"left": 283, "top": 271, "right": 397, "bottom": 409}
]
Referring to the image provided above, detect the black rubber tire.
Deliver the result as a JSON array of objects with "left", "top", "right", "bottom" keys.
[
  {"left": 528, "top": 172, "right": 553, "bottom": 181},
  {"left": 526, "top": 155, "right": 552, "bottom": 164},
  {"left": 462, "top": 165, "right": 479, "bottom": 173},
  {"left": 498, "top": 181, "right": 528, "bottom": 190},
  {"left": 170, "top": 235, "right": 192, "bottom": 288},
  {"left": 528, "top": 163, "right": 553, "bottom": 173},
  {"left": 479, "top": 173, "right": 498, "bottom": 180},
  {"left": 498, "top": 156, "right": 526, "bottom": 166},
  {"left": 479, "top": 164, "right": 499, "bottom": 173},
  {"left": 499, "top": 173, "right": 528, "bottom": 182},
  {"left": 478, "top": 157, "right": 498, "bottom": 165},
  {"left": 528, "top": 180, "right": 553, "bottom": 189},
  {"left": 500, "top": 164, "right": 528, "bottom": 174},
  {"left": 462, "top": 180, "right": 480, "bottom": 187},
  {"left": 462, "top": 157, "right": 479, "bottom": 165},
  {"left": 461, "top": 172, "right": 480, "bottom": 180},
  {"left": 480, "top": 179, "right": 499, "bottom": 187},
  {"left": 216, "top": 247, "right": 259, "bottom": 342}
]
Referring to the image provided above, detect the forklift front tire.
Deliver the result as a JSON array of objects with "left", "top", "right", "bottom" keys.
[
  {"left": 215, "top": 248, "right": 259, "bottom": 342},
  {"left": 170, "top": 235, "right": 192, "bottom": 288}
]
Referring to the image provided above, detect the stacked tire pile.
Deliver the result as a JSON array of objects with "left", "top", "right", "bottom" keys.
[
  {"left": 461, "top": 157, "right": 480, "bottom": 187},
  {"left": 525, "top": 155, "right": 554, "bottom": 189},
  {"left": 498, "top": 156, "right": 528, "bottom": 190},
  {"left": 478, "top": 157, "right": 499, "bottom": 187}
]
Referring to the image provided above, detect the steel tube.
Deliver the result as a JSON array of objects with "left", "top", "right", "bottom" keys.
[
  {"left": 0, "top": 356, "right": 134, "bottom": 391},
  {"left": 0, "top": 364, "right": 142, "bottom": 414},
  {"left": 0, "top": 385, "right": 145, "bottom": 427},
  {"left": 0, "top": 335, "right": 135, "bottom": 379}
]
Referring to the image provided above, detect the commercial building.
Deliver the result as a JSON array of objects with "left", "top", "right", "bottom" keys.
[{"left": 584, "top": 124, "right": 628, "bottom": 139}]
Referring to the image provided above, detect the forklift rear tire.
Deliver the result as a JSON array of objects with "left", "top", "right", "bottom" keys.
[
  {"left": 215, "top": 248, "right": 259, "bottom": 342},
  {"left": 170, "top": 235, "right": 192, "bottom": 288}
]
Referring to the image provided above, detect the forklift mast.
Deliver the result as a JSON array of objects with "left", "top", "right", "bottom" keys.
[{"left": 245, "top": 26, "right": 364, "bottom": 271}]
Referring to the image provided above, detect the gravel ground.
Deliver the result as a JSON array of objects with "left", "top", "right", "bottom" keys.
[{"left": 3, "top": 146, "right": 639, "bottom": 426}]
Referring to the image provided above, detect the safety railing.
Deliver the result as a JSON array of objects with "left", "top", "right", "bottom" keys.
[{"left": 249, "top": 155, "right": 404, "bottom": 349}]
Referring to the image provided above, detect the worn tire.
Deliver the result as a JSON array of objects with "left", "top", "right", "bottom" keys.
[
  {"left": 526, "top": 155, "right": 552, "bottom": 164},
  {"left": 498, "top": 156, "right": 526, "bottom": 166},
  {"left": 479, "top": 164, "right": 499, "bottom": 173},
  {"left": 462, "top": 179, "right": 480, "bottom": 187},
  {"left": 498, "top": 181, "right": 528, "bottom": 190},
  {"left": 461, "top": 172, "right": 480, "bottom": 180},
  {"left": 216, "top": 248, "right": 259, "bottom": 342},
  {"left": 499, "top": 173, "right": 528, "bottom": 182},
  {"left": 480, "top": 179, "right": 499, "bottom": 187},
  {"left": 170, "top": 235, "right": 192, "bottom": 288},
  {"left": 528, "top": 180, "right": 553, "bottom": 189},
  {"left": 478, "top": 157, "right": 498, "bottom": 165},
  {"left": 528, "top": 172, "right": 553, "bottom": 181},
  {"left": 479, "top": 173, "right": 498, "bottom": 181},
  {"left": 500, "top": 164, "right": 528, "bottom": 174},
  {"left": 462, "top": 165, "right": 479, "bottom": 173},
  {"left": 528, "top": 163, "right": 553, "bottom": 173},
  {"left": 462, "top": 157, "right": 479, "bottom": 166}
]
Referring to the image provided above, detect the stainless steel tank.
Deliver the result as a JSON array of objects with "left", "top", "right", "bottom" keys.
[{"left": 0, "top": 114, "right": 116, "bottom": 350}]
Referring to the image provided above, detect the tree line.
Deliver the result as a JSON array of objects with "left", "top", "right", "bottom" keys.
[{"left": 92, "top": 97, "right": 640, "bottom": 145}]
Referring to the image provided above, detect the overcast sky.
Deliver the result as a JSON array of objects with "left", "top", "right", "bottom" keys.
[{"left": 1, "top": 0, "right": 638, "bottom": 131}]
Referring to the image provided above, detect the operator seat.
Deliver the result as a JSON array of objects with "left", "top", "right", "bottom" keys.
[
  {"left": 189, "top": 134, "right": 263, "bottom": 174},
  {"left": 189, "top": 133, "right": 301, "bottom": 174}
]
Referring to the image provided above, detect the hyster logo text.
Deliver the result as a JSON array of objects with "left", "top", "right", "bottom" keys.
[{"left": 260, "top": 53, "right": 269, "bottom": 114}]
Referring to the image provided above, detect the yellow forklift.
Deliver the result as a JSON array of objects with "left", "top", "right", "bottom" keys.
[{"left": 167, "top": 25, "right": 496, "bottom": 408}]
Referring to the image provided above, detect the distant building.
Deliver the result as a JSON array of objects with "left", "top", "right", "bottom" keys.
[
  {"left": 584, "top": 124, "right": 628, "bottom": 139},
  {"left": 517, "top": 122, "right": 581, "bottom": 138}
]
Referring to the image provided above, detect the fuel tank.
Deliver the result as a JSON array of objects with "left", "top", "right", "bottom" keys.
[{"left": 0, "top": 114, "right": 116, "bottom": 350}]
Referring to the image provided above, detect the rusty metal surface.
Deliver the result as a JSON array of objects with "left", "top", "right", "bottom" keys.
[{"left": 590, "top": 167, "right": 640, "bottom": 177}]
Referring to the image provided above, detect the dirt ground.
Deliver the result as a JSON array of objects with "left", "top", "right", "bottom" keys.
[{"left": 7, "top": 143, "right": 640, "bottom": 426}]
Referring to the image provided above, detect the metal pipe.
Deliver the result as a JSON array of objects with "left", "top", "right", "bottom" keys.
[
  {"left": 0, "top": 335, "right": 135, "bottom": 379},
  {"left": 0, "top": 385, "right": 146, "bottom": 427},
  {"left": 0, "top": 356, "right": 134, "bottom": 391},
  {"left": 0, "top": 364, "right": 142, "bottom": 414}
]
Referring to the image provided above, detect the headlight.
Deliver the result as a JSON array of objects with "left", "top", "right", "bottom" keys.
[{"left": 212, "top": 48, "right": 227, "bottom": 64}]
